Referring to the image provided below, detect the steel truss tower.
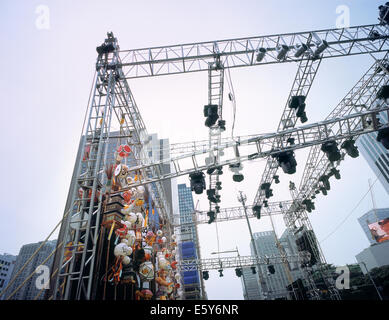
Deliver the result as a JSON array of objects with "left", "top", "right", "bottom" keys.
[{"left": 51, "top": 33, "right": 171, "bottom": 300}]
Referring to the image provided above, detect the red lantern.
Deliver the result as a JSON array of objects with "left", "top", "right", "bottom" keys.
[
  {"left": 123, "top": 190, "right": 132, "bottom": 203},
  {"left": 117, "top": 145, "right": 131, "bottom": 158}
]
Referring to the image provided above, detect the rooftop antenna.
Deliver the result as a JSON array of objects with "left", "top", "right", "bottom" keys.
[{"left": 368, "top": 178, "right": 379, "bottom": 222}]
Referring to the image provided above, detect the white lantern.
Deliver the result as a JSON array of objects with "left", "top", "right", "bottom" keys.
[
  {"left": 137, "top": 186, "right": 145, "bottom": 194},
  {"left": 114, "top": 243, "right": 130, "bottom": 257},
  {"left": 70, "top": 212, "right": 89, "bottom": 230},
  {"left": 136, "top": 212, "right": 144, "bottom": 227},
  {"left": 126, "top": 230, "right": 136, "bottom": 246},
  {"left": 126, "top": 212, "right": 137, "bottom": 224},
  {"left": 171, "top": 234, "right": 176, "bottom": 241},
  {"left": 156, "top": 230, "right": 163, "bottom": 237},
  {"left": 122, "top": 255, "right": 131, "bottom": 265},
  {"left": 174, "top": 273, "right": 181, "bottom": 281},
  {"left": 161, "top": 237, "right": 167, "bottom": 243}
]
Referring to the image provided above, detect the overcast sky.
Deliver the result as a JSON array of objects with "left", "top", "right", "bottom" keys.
[{"left": 1, "top": 0, "right": 389, "bottom": 300}]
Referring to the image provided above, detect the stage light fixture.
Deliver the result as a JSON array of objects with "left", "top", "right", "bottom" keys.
[
  {"left": 256, "top": 47, "right": 267, "bottom": 62},
  {"left": 189, "top": 171, "right": 206, "bottom": 194}
]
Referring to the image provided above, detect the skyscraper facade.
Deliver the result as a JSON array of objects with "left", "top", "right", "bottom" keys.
[
  {"left": 6, "top": 240, "right": 57, "bottom": 300},
  {"left": 356, "top": 111, "right": 389, "bottom": 194},
  {"left": 177, "top": 183, "right": 201, "bottom": 299},
  {"left": 0, "top": 253, "right": 17, "bottom": 300},
  {"left": 240, "top": 267, "right": 262, "bottom": 300}
]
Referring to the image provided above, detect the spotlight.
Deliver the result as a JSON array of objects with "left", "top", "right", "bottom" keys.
[
  {"left": 256, "top": 47, "right": 267, "bottom": 62},
  {"left": 253, "top": 205, "right": 262, "bottom": 219},
  {"left": 261, "top": 183, "right": 273, "bottom": 199},
  {"left": 204, "top": 104, "right": 219, "bottom": 127},
  {"left": 272, "top": 151, "right": 297, "bottom": 174},
  {"left": 235, "top": 268, "right": 243, "bottom": 277},
  {"left": 218, "top": 120, "right": 226, "bottom": 131},
  {"left": 202, "top": 271, "right": 209, "bottom": 280},
  {"left": 287, "top": 137, "right": 295, "bottom": 145},
  {"left": 369, "top": 30, "right": 381, "bottom": 41},
  {"left": 319, "top": 175, "right": 331, "bottom": 190},
  {"left": 216, "top": 166, "right": 223, "bottom": 175},
  {"left": 251, "top": 266, "right": 256, "bottom": 274},
  {"left": 276, "top": 44, "right": 289, "bottom": 61},
  {"left": 96, "top": 42, "right": 115, "bottom": 55},
  {"left": 294, "top": 43, "right": 308, "bottom": 58},
  {"left": 233, "top": 173, "right": 244, "bottom": 182},
  {"left": 207, "top": 189, "right": 218, "bottom": 203},
  {"left": 267, "top": 265, "right": 276, "bottom": 274},
  {"left": 341, "top": 139, "right": 359, "bottom": 158},
  {"left": 215, "top": 206, "right": 220, "bottom": 214},
  {"left": 273, "top": 175, "right": 280, "bottom": 184},
  {"left": 207, "top": 211, "right": 216, "bottom": 224},
  {"left": 218, "top": 269, "right": 224, "bottom": 277},
  {"left": 329, "top": 168, "right": 341, "bottom": 180},
  {"left": 379, "top": 3, "right": 389, "bottom": 24},
  {"left": 377, "top": 127, "right": 389, "bottom": 149},
  {"left": 216, "top": 181, "right": 222, "bottom": 190},
  {"left": 207, "top": 167, "right": 216, "bottom": 175},
  {"left": 229, "top": 163, "right": 244, "bottom": 182},
  {"left": 189, "top": 171, "right": 206, "bottom": 194},
  {"left": 377, "top": 85, "right": 389, "bottom": 100},
  {"left": 302, "top": 199, "right": 315, "bottom": 213},
  {"left": 313, "top": 40, "right": 329, "bottom": 57},
  {"left": 263, "top": 200, "right": 268, "bottom": 208},
  {"left": 289, "top": 95, "right": 308, "bottom": 123},
  {"left": 321, "top": 141, "right": 341, "bottom": 162}
]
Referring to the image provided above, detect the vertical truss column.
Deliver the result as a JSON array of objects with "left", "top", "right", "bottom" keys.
[
  {"left": 53, "top": 34, "right": 119, "bottom": 300},
  {"left": 207, "top": 57, "right": 224, "bottom": 217},
  {"left": 253, "top": 57, "right": 322, "bottom": 207},
  {"left": 287, "top": 184, "right": 341, "bottom": 300}
]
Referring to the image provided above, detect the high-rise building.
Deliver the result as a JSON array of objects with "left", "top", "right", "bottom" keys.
[
  {"left": 240, "top": 267, "right": 261, "bottom": 300},
  {"left": 355, "top": 207, "right": 389, "bottom": 273},
  {"left": 6, "top": 240, "right": 57, "bottom": 300},
  {"left": 356, "top": 111, "right": 389, "bottom": 194},
  {"left": 250, "top": 231, "right": 291, "bottom": 300},
  {"left": 0, "top": 253, "right": 17, "bottom": 300},
  {"left": 177, "top": 183, "right": 202, "bottom": 299}
]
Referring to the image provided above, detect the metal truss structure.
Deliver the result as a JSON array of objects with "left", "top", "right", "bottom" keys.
[
  {"left": 177, "top": 253, "right": 311, "bottom": 272},
  {"left": 118, "top": 105, "right": 389, "bottom": 190},
  {"left": 173, "top": 201, "right": 291, "bottom": 226},
  {"left": 52, "top": 10, "right": 389, "bottom": 301},
  {"left": 119, "top": 24, "right": 389, "bottom": 78},
  {"left": 51, "top": 33, "right": 172, "bottom": 300},
  {"left": 253, "top": 58, "right": 322, "bottom": 207}
]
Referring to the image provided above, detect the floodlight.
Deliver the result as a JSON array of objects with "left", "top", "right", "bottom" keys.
[
  {"left": 256, "top": 47, "right": 267, "bottom": 62},
  {"left": 276, "top": 44, "right": 289, "bottom": 60}
]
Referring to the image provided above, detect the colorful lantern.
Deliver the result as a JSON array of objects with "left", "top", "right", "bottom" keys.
[{"left": 139, "top": 261, "right": 154, "bottom": 281}]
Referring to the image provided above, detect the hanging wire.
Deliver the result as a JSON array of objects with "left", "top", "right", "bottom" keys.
[{"left": 319, "top": 176, "right": 379, "bottom": 243}]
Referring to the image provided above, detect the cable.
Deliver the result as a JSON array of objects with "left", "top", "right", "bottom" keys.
[
  {"left": 224, "top": 61, "right": 238, "bottom": 142},
  {"left": 319, "top": 176, "right": 379, "bottom": 243}
]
